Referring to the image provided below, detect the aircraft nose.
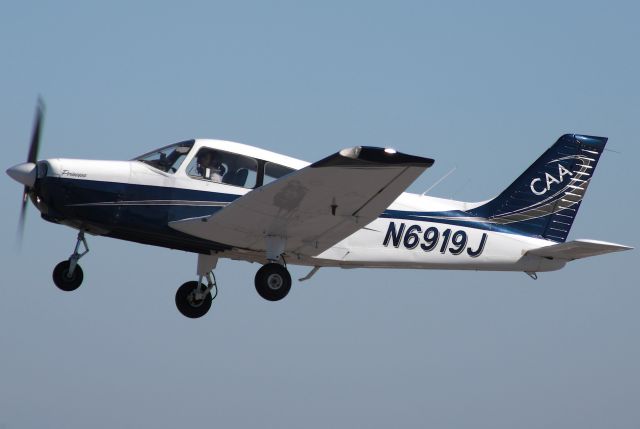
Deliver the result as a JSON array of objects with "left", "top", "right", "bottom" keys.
[{"left": 6, "top": 162, "right": 37, "bottom": 187}]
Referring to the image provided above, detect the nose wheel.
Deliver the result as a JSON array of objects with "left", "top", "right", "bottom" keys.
[
  {"left": 255, "top": 262, "right": 292, "bottom": 301},
  {"left": 53, "top": 260, "right": 84, "bottom": 291},
  {"left": 53, "top": 231, "right": 89, "bottom": 292}
]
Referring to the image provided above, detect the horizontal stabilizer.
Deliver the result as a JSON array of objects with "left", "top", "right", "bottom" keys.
[{"left": 526, "top": 239, "right": 632, "bottom": 261}]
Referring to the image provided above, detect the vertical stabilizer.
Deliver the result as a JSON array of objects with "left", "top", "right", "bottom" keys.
[{"left": 469, "top": 134, "right": 607, "bottom": 242}]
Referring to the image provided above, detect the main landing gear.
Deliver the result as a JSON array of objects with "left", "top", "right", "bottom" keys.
[
  {"left": 175, "top": 253, "right": 219, "bottom": 319},
  {"left": 252, "top": 236, "right": 292, "bottom": 302},
  {"left": 254, "top": 262, "right": 291, "bottom": 301},
  {"left": 53, "top": 231, "right": 89, "bottom": 292},
  {"left": 175, "top": 272, "right": 218, "bottom": 319},
  {"left": 173, "top": 253, "right": 294, "bottom": 319}
]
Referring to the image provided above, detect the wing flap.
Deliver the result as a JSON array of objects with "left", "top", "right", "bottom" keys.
[
  {"left": 170, "top": 146, "right": 434, "bottom": 256},
  {"left": 526, "top": 239, "right": 632, "bottom": 261}
]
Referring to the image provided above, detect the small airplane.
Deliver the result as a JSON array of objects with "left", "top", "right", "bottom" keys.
[{"left": 7, "top": 101, "right": 632, "bottom": 318}]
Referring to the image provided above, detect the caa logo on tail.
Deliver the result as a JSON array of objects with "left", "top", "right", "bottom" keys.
[{"left": 530, "top": 163, "right": 573, "bottom": 196}]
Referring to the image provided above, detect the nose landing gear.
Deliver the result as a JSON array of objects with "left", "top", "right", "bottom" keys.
[{"left": 53, "top": 231, "right": 89, "bottom": 292}]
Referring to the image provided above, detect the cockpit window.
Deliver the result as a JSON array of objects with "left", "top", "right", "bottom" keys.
[
  {"left": 134, "top": 140, "right": 194, "bottom": 173},
  {"left": 186, "top": 147, "right": 258, "bottom": 188},
  {"left": 263, "top": 162, "right": 295, "bottom": 186}
]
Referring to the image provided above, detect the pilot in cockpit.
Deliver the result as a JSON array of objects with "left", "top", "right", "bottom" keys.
[{"left": 197, "top": 150, "right": 226, "bottom": 182}]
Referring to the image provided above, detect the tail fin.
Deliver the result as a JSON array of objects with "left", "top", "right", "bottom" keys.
[{"left": 470, "top": 134, "right": 607, "bottom": 242}]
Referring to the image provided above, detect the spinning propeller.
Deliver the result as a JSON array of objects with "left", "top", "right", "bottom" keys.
[{"left": 6, "top": 98, "right": 45, "bottom": 242}]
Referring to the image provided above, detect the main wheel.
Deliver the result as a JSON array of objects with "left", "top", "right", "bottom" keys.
[
  {"left": 175, "top": 281, "right": 212, "bottom": 318},
  {"left": 53, "top": 260, "right": 84, "bottom": 292},
  {"left": 254, "top": 263, "right": 292, "bottom": 301}
]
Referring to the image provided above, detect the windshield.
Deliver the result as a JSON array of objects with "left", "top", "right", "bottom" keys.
[{"left": 134, "top": 140, "right": 194, "bottom": 173}]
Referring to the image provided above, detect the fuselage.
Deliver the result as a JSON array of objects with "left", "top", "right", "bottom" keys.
[{"left": 30, "top": 139, "right": 564, "bottom": 273}]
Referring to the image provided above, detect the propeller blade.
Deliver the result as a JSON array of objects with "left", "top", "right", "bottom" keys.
[
  {"left": 18, "top": 97, "right": 46, "bottom": 245},
  {"left": 27, "top": 98, "right": 45, "bottom": 164},
  {"left": 17, "top": 189, "right": 29, "bottom": 243}
]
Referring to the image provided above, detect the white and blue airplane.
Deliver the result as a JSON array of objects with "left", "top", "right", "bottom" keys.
[{"left": 7, "top": 101, "right": 632, "bottom": 318}]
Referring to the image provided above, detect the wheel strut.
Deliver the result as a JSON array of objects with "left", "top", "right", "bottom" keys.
[
  {"left": 67, "top": 230, "right": 89, "bottom": 277},
  {"left": 194, "top": 271, "right": 218, "bottom": 302}
]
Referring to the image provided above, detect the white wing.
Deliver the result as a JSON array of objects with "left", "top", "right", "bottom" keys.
[{"left": 170, "top": 146, "right": 434, "bottom": 256}]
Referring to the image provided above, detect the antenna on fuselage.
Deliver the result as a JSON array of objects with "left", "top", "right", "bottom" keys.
[{"left": 421, "top": 166, "right": 456, "bottom": 196}]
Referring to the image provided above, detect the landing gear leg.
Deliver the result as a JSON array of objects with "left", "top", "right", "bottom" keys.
[
  {"left": 53, "top": 230, "right": 89, "bottom": 292},
  {"left": 175, "top": 254, "right": 218, "bottom": 319},
  {"left": 175, "top": 273, "right": 217, "bottom": 319}
]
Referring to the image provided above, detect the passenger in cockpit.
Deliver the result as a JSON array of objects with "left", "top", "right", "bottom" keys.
[{"left": 197, "top": 150, "right": 226, "bottom": 182}]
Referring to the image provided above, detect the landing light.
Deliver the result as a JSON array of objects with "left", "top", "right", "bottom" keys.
[{"left": 384, "top": 148, "right": 397, "bottom": 154}]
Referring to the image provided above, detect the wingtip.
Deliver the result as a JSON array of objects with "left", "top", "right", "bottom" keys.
[{"left": 313, "top": 146, "right": 434, "bottom": 169}]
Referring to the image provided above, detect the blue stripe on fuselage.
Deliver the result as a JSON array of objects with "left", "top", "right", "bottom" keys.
[
  {"left": 39, "top": 177, "right": 544, "bottom": 245},
  {"left": 38, "top": 177, "right": 241, "bottom": 253},
  {"left": 378, "top": 211, "right": 530, "bottom": 237},
  {"left": 41, "top": 177, "right": 241, "bottom": 222}
]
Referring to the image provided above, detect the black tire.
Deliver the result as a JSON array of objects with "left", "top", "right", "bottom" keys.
[
  {"left": 52, "top": 260, "right": 84, "bottom": 292},
  {"left": 175, "top": 281, "right": 212, "bottom": 318},
  {"left": 254, "top": 263, "right": 292, "bottom": 301}
]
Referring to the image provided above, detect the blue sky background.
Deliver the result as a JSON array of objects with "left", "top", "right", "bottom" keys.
[{"left": 1, "top": 1, "right": 638, "bottom": 428}]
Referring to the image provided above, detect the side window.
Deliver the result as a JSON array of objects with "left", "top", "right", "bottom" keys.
[
  {"left": 263, "top": 162, "right": 296, "bottom": 186},
  {"left": 186, "top": 148, "right": 258, "bottom": 188}
]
